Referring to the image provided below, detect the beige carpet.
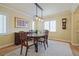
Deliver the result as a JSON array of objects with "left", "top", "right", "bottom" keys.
[{"left": 5, "top": 40, "right": 73, "bottom": 56}]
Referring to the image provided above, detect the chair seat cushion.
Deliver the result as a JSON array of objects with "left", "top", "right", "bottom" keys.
[
  {"left": 39, "top": 38, "right": 45, "bottom": 41},
  {"left": 28, "top": 41, "right": 34, "bottom": 45},
  {"left": 25, "top": 41, "right": 34, "bottom": 46}
]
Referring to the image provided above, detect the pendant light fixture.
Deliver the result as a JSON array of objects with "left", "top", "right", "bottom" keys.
[
  {"left": 35, "top": 3, "right": 38, "bottom": 20},
  {"left": 34, "top": 3, "right": 43, "bottom": 21}
]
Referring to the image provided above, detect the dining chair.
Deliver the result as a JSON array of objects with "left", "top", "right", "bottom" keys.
[
  {"left": 38, "top": 30, "right": 49, "bottom": 50},
  {"left": 19, "top": 31, "right": 34, "bottom": 56},
  {"left": 44, "top": 30, "right": 49, "bottom": 47}
]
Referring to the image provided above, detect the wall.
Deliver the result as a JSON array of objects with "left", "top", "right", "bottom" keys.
[
  {"left": 0, "top": 4, "right": 79, "bottom": 48},
  {"left": 0, "top": 5, "right": 32, "bottom": 47},
  {"left": 71, "top": 6, "right": 79, "bottom": 46},
  {"left": 35, "top": 11, "right": 72, "bottom": 42}
]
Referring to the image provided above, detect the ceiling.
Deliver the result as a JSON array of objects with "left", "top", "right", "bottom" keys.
[{"left": 0, "top": 3, "right": 78, "bottom": 17}]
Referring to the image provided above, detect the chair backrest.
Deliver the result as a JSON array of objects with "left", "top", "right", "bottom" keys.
[
  {"left": 19, "top": 31, "right": 28, "bottom": 45},
  {"left": 27, "top": 32, "right": 32, "bottom": 34},
  {"left": 45, "top": 30, "right": 49, "bottom": 39},
  {"left": 45, "top": 30, "right": 49, "bottom": 35}
]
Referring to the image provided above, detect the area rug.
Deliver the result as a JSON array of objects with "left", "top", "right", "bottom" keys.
[{"left": 5, "top": 40, "right": 73, "bottom": 56}]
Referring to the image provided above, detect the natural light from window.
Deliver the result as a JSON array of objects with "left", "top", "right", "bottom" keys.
[
  {"left": 32, "top": 21, "right": 35, "bottom": 30},
  {"left": 44, "top": 20, "right": 56, "bottom": 32},
  {"left": 0, "top": 15, "right": 6, "bottom": 34}
]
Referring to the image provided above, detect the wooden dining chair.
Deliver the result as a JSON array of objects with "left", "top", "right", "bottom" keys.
[
  {"left": 19, "top": 31, "right": 34, "bottom": 56},
  {"left": 44, "top": 30, "right": 49, "bottom": 47},
  {"left": 38, "top": 30, "right": 49, "bottom": 50}
]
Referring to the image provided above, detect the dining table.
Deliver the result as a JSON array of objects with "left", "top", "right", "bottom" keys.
[{"left": 27, "top": 33, "right": 45, "bottom": 52}]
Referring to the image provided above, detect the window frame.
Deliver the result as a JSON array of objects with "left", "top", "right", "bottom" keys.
[
  {"left": 0, "top": 14, "right": 7, "bottom": 35},
  {"left": 44, "top": 20, "right": 56, "bottom": 32}
]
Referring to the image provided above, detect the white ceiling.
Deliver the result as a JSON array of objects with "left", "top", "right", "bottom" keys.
[
  {"left": 0, "top": 3, "right": 78, "bottom": 17},
  {"left": 39, "top": 3, "right": 78, "bottom": 15}
]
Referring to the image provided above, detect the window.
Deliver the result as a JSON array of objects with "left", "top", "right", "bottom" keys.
[
  {"left": 44, "top": 21, "right": 49, "bottom": 30},
  {"left": 32, "top": 21, "right": 35, "bottom": 30},
  {"left": 44, "top": 20, "right": 56, "bottom": 32},
  {"left": 0, "top": 15, "right": 6, "bottom": 34}
]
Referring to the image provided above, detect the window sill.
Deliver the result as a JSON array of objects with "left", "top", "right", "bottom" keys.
[{"left": 0, "top": 33, "right": 8, "bottom": 36}]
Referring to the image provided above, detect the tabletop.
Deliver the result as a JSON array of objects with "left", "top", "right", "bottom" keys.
[{"left": 27, "top": 33, "right": 45, "bottom": 38}]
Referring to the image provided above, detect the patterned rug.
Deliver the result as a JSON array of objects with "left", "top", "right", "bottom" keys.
[{"left": 5, "top": 40, "right": 73, "bottom": 56}]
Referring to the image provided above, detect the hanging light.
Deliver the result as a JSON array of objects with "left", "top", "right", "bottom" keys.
[
  {"left": 40, "top": 8, "right": 44, "bottom": 22},
  {"left": 39, "top": 17, "right": 41, "bottom": 21},
  {"left": 34, "top": 3, "right": 44, "bottom": 21},
  {"left": 35, "top": 3, "right": 38, "bottom": 20},
  {"left": 35, "top": 16, "right": 39, "bottom": 20}
]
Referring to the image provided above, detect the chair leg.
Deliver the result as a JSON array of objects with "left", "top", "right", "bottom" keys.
[
  {"left": 25, "top": 47, "right": 28, "bottom": 56},
  {"left": 46, "top": 40, "right": 48, "bottom": 47},
  {"left": 20, "top": 45, "right": 23, "bottom": 55},
  {"left": 41, "top": 42, "right": 42, "bottom": 45},
  {"left": 43, "top": 41, "right": 46, "bottom": 50}
]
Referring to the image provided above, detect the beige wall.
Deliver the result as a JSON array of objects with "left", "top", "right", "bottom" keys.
[
  {"left": 71, "top": 6, "right": 79, "bottom": 45},
  {"left": 0, "top": 4, "right": 79, "bottom": 47},
  {"left": 45, "top": 11, "right": 72, "bottom": 42},
  {"left": 35, "top": 8, "right": 79, "bottom": 46},
  {"left": 35, "top": 11, "right": 72, "bottom": 42},
  {"left": 0, "top": 5, "right": 32, "bottom": 47}
]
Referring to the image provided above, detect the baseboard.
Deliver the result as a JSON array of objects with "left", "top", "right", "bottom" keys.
[
  {"left": 0, "top": 43, "right": 14, "bottom": 49},
  {"left": 71, "top": 43, "right": 79, "bottom": 47},
  {"left": 49, "top": 38, "right": 71, "bottom": 43},
  {"left": 50, "top": 39, "right": 79, "bottom": 47}
]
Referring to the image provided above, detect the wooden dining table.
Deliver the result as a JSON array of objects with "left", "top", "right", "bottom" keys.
[{"left": 27, "top": 33, "right": 45, "bottom": 52}]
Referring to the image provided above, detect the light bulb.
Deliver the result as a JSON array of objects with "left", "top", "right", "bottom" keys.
[
  {"left": 39, "top": 18, "right": 41, "bottom": 21},
  {"left": 36, "top": 16, "right": 38, "bottom": 20}
]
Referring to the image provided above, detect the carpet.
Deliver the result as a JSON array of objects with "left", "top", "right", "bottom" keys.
[{"left": 5, "top": 40, "right": 73, "bottom": 56}]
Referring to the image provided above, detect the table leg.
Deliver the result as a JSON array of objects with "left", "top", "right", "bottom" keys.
[
  {"left": 35, "top": 43, "right": 38, "bottom": 52},
  {"left": 34, "top": 39, "right": 38, "bottom": 52}
]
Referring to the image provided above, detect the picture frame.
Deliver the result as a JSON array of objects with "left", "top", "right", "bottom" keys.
[
  {"left": 62, "top": 18, "right": 67, "bottom": 29},
  {"left": 15, "top": 17, "right": 28, "bottom": 28}
]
